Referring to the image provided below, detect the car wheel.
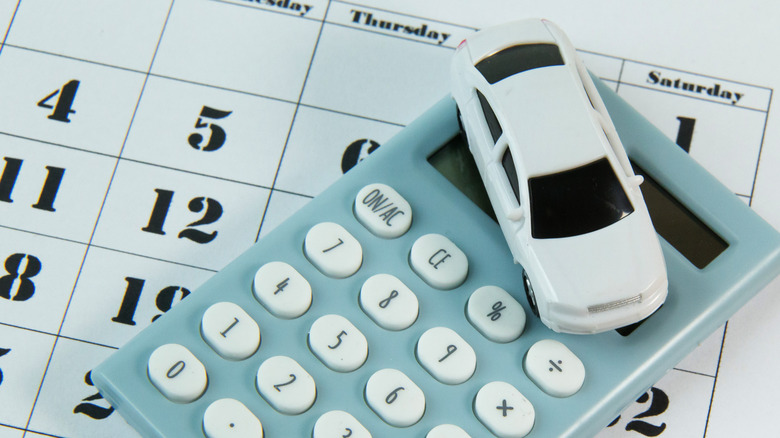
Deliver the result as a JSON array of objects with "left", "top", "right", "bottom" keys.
[{"left": 523, "top": 270, "right": 539, "bottom": 317}]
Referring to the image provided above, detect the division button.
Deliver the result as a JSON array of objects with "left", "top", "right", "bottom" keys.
[
  {"left": 201, "top": 302, "right": 261, "bottom": 360},
  {"left": 354, "top": 183, "right": 412, "bottom": 238},
  {"left": 360, "top": 274, "right": 419, "bottom": 331},
  {"left": 203, "top": 398, "right": 264, "bottom": 438},
  {"left": 256, "top": 356, "right": 316, "bottom": 415},
  {"left": 308, "top": 314, "right": 368, "bottom": 372},
  {"left": 410, "top": 234, "right": 468, "bottom": 290},
  {"left": 467, "top": 286, "right": 526, "bottom": 343},
  {"left": 304, "top": 222, "right": 363, "bottom": 278},
  {"left": 252, "top": 261, "right": 312, "bottom": 319},
  {"left": 365, "top": 368, "right": 425, "bottom": 427},
  {"left": 474, "top": 381, "right": 535, "bottom": 438},
  {"left": 147, "top": 344, "right": 208, "bottom": 403},
  {"left": 427, "top": 424, "right": 471, "bottom": 438},
  {"left": 523, "top": 339, "right": 585, "bottom": 397},
  {"left": 416, "top": 327, "right": 476, "bottom": 385},
  {"left": 313, "top": 410, "right": 371, "bottom": 438}
]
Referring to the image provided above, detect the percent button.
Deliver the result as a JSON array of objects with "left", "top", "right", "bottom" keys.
[{"left": 467, "top": 286, "right": 526, "bottom": 343}]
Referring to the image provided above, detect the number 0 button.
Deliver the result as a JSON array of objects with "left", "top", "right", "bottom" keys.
[
  {"left": 148, "top": 344, "right": 207, "bottom": 403},
  {"left": 256, "top": 356, "right": 316, "bottom": 415},
  {"left": 365, "top": 368, "right": 425, "bottom": 427},
  {"left": 305, "top": 222, "right": 363, "bottom": 278}
]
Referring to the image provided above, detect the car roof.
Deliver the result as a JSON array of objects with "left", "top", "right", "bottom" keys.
[{"left": 464, "top": 19, "right": 609, "bottom": 177}]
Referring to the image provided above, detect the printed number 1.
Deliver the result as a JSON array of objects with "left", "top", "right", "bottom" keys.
[
  {"left": 675, "top": 116, "right": 696, "bottom": 153},
  {"left": 38, "top": 80, "right": 80, "bottom": 123}
]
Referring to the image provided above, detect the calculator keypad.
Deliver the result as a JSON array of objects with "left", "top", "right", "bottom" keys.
[
  {"left": 201, "top": 302, "right": 261, "bottom": 361},
  {"left": 416, "top": 327, "right": 477, "bottom": 385},
  {"left": 410, "top": 233, "right": 469, "bottom": 290},
  {"left": 308, "top": 314, "right": 369, "bottom": 372},
  {"left": 360, "top": 273, "right": 419, "bottom": 331},
  {"left": 252, "top": 261, "right": 312, "bottom": 319},
  {"left": 304, "top": 222, "right": 363, "bottom": 278},
  {"left": 365, "top": 368, "right": 426, "bottom": 427},
  {"left": 313, "top": 410, "right": 371, "bottom": 438},
  {"left": 256, "top": 356, "right": 317, "bottom": 415},
  {"left": 202, "top": 398, "right": 264, "bottom": 438},
  {"left": 474, "top": 381, "right": 535, "bottom": 438},
  {"left": 147, "top": 344, "right": 208, "bottom": 404}
]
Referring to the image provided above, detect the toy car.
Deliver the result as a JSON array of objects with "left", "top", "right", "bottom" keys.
[{"left": 450, "top": 18, "right": 668, "bottom": 334}]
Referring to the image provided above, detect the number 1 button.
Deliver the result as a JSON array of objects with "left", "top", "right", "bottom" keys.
[{"left": 304, "top": 222, "right": 363, "bottom": 278}]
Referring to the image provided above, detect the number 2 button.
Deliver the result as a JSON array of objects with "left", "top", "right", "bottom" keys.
[{"left": 256, "top": 356, "right": 316, "bottom": 415}]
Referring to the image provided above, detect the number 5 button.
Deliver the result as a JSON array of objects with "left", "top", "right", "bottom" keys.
[{"left": 308, "top": 314, "right": 368, "bottom": 372}]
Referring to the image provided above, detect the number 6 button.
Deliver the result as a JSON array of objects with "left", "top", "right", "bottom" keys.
[
  {"left": 365, "top": 368, "right": 425, "bottom": 427},
  {"left": 148, "top": 344, "right": 208, "bottom": 403},
  {"left": 256, "top": 356, "right": 316, "bottom": 415}
]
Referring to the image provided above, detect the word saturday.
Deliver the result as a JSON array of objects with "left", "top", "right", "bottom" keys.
[{"left": 647, "top": 71, "right": 744, "bottom": 105}]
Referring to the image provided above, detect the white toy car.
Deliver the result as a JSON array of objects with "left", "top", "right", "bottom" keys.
[{"left": 451, "top": 19, "right": 668, "bottom": 334}]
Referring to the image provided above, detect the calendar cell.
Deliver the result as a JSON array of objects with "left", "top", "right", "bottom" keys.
[
  {"left": 0, "top": 426, "right": 24, "bottom": 438},
  {"left": 0, "top": 135, "right": 116, "bottom": 242},
  {"left": 60, "top": 247, "right": 213, "bottom": 349},
  {"left": 151, "top": 0, "right": 322, "bottom": 101},
  {"left": 0, "top": 325, "right": 54, "bottom": 431},
  {"left": 0, "top": 1, "right": 16, "bottom": 43},
  {"left": 301, "top": 18, "right": 456, "bottom": 125},
  {"left": 257, "top": 190, "right": 311, "bottom": 239},
  {"left": 26, "top": 339, "right": 137, "bottom": 438},
  {"left": 0, "top": 227, "right": 87, "bottom": 335},
  {"left": 274, "top": 106, "right": 401, "bottom": 197},
  {"left": 617, "top": 83, "right": 767, "bottom": 197},
  {"left": 6, "top": 0, "right": 171, "bottom": 71},
  {"left": 578, "top": 51, "right": 624, "bottom": 83},
  {"left": 91, "top": 161, "right": 269, "bottom": 270},
  {"left": 122, "top": 76, "right": 295, "bottom": 187},
  {"left": 0, "top": 47, "right": 146, "bottom": 156}
]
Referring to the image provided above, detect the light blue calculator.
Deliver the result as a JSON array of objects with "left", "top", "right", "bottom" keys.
[{"left": 93, "top": 79, "right": 780, "bottom": 438}]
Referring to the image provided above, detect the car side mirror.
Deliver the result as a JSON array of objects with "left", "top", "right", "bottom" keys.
[
  {"left": 507, "top": 207, "right": 525, "bottom": 222},
  {"left": 629, "top": 175, "right": 644, "bottom": 186}
]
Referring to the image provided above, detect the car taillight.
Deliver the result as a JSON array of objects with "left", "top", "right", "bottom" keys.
[{"left": 457, "top": 39, "right": 467, "bottom": 50}]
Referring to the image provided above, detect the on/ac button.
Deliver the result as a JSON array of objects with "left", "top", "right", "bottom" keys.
[{"left": 354, "top": 183, "right": 412, "bottom": 238}]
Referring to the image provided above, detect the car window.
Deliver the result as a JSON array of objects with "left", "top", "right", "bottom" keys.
[
  {"left": 477, "top": 90, "right": 502, "bottom": 144},
  {"left": 475, "top": 43, "right": 564, "bottom": 84},
  {"left": 528, "top": 157, "right": 634, "bottom": 239},
  {"left": 501, "top": 147, "right": 521, "bottom": 206}
]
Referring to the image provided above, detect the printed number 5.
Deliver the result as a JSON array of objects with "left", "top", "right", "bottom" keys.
[{"left": 188, "top": 106, "right": 232, "bottom": 152}]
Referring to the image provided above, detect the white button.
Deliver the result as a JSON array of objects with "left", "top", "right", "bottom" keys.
[
  {"left": 467, "top": 286, "right": 526, "bottom": 343},
  {"left": 308, "top": 314, "right": 368, "bottom": 372},
  {"left": 474, "top": 381, "right": 535, "bottom": 438},
  {"left": 354, "top": 183, "right": 412, "bottom": 238},
  {"left": 416, "top": 327, "right": 476, "bottom": 385},
  {"left": 524, "top": 339, "right": 585, "bottom": 398},
  {"left": 313, "top": 410, "right": 372, "bottom": 438},
  {"left": 365, "top": 368, "right": 425, "bottom": 427},
  {"left": 256, "top": 356, "right": 316, "bottom": 415},
  {"left": 410, "top": 234, "right": 468, "bottom": 290},
  {"left": 253, "top": 261, "right": 312, "bottom": 319},
  {"left": 304, "top": 222, "right": 363, "bottom": 278},
  {"left": 147, "top": 344, "right": 208, "bottom": 403},
  {"left": 360, "top": 274, "right": 419, "bottom": 331},
  {"left": 203, "top": 398, "right": 264, "bottom": 438},
  {"left": 427, "top": 424, "right": 471, "bottom": 438},
  {"left": 201, "top": 302, "right": 261, "bottom": 360}
]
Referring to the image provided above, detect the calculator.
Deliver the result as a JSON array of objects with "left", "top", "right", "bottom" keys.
[{"left": 92, "top": 78, "right": 780, "bottom": 438}]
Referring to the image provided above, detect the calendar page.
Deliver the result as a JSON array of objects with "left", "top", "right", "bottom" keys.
[{"left": 1, "top": 1, "right": 778, "bottom": 437}]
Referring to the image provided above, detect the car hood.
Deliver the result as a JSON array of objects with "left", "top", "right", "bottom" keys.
[{"left": 527, "top": 211, "right": 666, "bottom": 312}]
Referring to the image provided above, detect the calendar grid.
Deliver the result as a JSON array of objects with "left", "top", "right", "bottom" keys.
[{"left": 18, "top": 1, "right": 177, "bottom": 434}]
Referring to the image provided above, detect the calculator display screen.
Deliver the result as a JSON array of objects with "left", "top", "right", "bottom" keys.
[
  {"left": 428, "top": 135, "right": 729, "bottom": 269},
  {"left": 631, "top": 163, "right": 728, "bottom": 269}
]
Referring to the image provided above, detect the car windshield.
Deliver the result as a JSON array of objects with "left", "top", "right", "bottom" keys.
[
  {"left": 475, "top": 43, "right": 564, "bottom": 84},
  {"left": 528, "top": 157, "right": 634, "bottom": 239}
]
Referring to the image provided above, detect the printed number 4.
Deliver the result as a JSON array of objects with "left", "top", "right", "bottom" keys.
[{"left": 38, "top": 80, "right": 80, "bottom": 123}]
